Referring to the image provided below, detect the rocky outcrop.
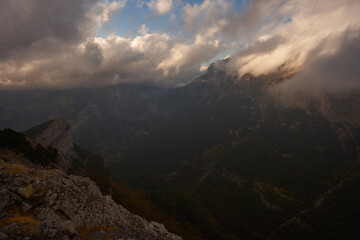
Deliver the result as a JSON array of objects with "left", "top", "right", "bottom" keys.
[
  {"left": 0, "top": 155, "right": 181, "bottom": 240},
  {"left": 23, "top": 119, "right": 111, "bottom": 195},
  {"left": 25, "top": 119, "right": 77, "bottom": 172}
]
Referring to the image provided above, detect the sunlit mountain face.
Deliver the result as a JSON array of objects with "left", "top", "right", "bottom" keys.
[{"left": 1, "top": 0, "right": 360, "bottom": 239}]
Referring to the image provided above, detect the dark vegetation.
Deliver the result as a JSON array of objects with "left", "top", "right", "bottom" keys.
[
  {"left": 272, "top": 173, "right": 360, "bottom": 240},
  {"left": 69, "top": 144, "right": 111, "bottom": 195},
  {"left": 0, "top": 128, "right": 58, "bottom": 166}
]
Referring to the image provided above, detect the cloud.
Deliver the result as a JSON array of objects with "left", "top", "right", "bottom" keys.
[
  {"left": 138, "top": 24, "right": 149, "bottom": 35},
  {"left": 182, "top": 0, "right": 286, "bottom": 41},
  {"left": 276, "top": 30, "right": 360, "bottom": 94},
  {"left": 0, "top": 0, "right": 233, "bottom": 89},
  {"left": 147, "top": 0, "right": 173, "bottom": 15},
  {"left": 182, "top": 0, "right": 232, "bottom": 37},
  {"left": 0, "top": 30, "right": 217, "bottom": 88},
  {"left": 101, "top": 0, "right": 127, "bottom": 22},
  {"left": 183, "top": 0, "right": 230, "bottom": 25},
  {"left": 0, "top": 0, "right": 98, "bottom": 60},
  {"left": 156, "top": 17, "right": 232, "bottom": 76},
  {"left": 227, "top": 0, "right": 360, "bottom": 94},
  {"left": 0, "top": 0, "right": 359, "bottom": 90},
  {"left": 0, "top": 0, "right": 126, "bottom": 88}
]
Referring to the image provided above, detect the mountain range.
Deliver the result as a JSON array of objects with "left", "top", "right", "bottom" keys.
[{"left": 1, "top": 59, "right": 360, "bottom": 239}]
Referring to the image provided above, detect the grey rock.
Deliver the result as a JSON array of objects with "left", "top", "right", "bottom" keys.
[
  {"left": 46, "top": 229, "right": 57, "bottom": 238},
  {"left": 149, "top": 222, "right": 168, "bottom": 235},
  {"left": 0, "top": 232, "right": 8, "bottom": 240},
  {"left": 33, "top": 181, "right": 47, "bottom": 192},
  {"left": 0, "top": 158, "right": 182, "bottom": 240},
  {"left": 48, "top": 193, "right": 57, "bottom": 206},
  {"left": 7, "top": 184, "right": 19, "bottom": 192},
  {"left": 61, "top": 220, "right": 76, "bottom": 235},
  {"left": 24, "top": 177, "right": 32, "bottom": 185},
  {"left": 32, "top": 119, "right": 77, "bottom": 172},
  {"left": 62, "top": 235, "right": 70, "bottom": 240},
  {"left": 21, "top": 202, "right": 32, "bottom": 212}
]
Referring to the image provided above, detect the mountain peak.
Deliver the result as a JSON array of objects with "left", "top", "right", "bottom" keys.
[
  {"left": 207, "top": 58, "right": 230, "bottom": 74},
  {"left": 24, "top": 119, "right": 74, "bottom": 171}
]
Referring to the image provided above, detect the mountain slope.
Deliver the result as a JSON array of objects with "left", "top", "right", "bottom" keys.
[
  {"left": 23, "top": 119, "right": 111, "bottom": 195},
  {"left": 0, "top": 128, "right": 181, "bottom": 240},
  {"left": 107, "top": 62, "right": 360, "bottom": 239},
  {"left": 270, "top": 171, "right": 360, "bottom": 240},
  {"left": 0, "top": 60, "right": 360, "bottom": 239}
]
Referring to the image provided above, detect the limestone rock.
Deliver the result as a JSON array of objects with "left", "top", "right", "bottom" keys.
[
  {"left": 0, "top": 232, "right": 8, "bottom": 240},
  {"left": 0, "top": 159, "right": 182, "bottom": 240},
  {"left": 27, "top": 119, "right": 77, "bottom": 172}
]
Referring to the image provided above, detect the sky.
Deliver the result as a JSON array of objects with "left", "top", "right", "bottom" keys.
[{"left": 0, "top": 0, "right": 359, "bottom": 91}]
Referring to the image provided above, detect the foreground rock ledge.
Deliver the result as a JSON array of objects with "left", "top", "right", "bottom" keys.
[{"left": 0, "top": 159, "right": 182, "bottom": 240}]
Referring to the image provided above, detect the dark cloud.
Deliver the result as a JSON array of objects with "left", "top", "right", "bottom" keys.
[
  {"left": 0, "top": 0, "right": 98, "bottom": 60},
  {"left": 83, "top": 42, "right": 104, "bottom": 68},
  {"left": 227, "top": 0, "right": 360, "bottom": 84},
  {"left": 277, "top": 30, "right": 360, "bottom": 94}
]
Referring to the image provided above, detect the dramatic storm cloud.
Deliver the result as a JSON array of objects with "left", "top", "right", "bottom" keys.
[
  {"left": 0, "top": 0, "right": 359, "bottom": 89},
  {"left": 0, "top": 0, "right": 128, "bottom": 88}
]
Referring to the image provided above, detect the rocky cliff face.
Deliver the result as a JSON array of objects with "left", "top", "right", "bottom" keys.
[
  {"left": 0, "top": 151, "right": 181, "bottom": 240},
  {"left": 24, "top": 119, "right": 77, "bottom": 172},
  {"left": 23, "top": 119, "right": 112, "bottom": 195}
]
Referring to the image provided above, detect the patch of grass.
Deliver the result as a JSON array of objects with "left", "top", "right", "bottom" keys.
[
  {"left": 0, "top": 214, "right": 40, "bottom": 235},
  {"left": 76, "top": 226, "right": 119, "bottom": 240},
  {"left": 1, "top": 162, "right": 28, "bottom": 174},
  {"left": 37, "top": 185, "right": 51, "bottom": 194}
]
